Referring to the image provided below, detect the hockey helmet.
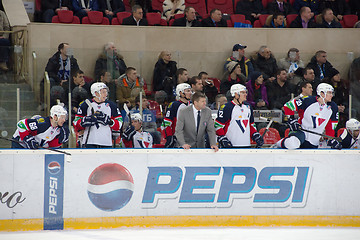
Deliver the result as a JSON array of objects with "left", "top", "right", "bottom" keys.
[
  {"left": 316, "top": 83, "right": 334, "bottom": 97},
  {"left": 176, "top": 83, "right": 191, "bottom": 97},
  {"left": 91, "top": 82, "right": 108, "bottom": 97},
  {"left": 346, "top": 118, "right": 360, "bottom": 132},
  {"left": 230, "top": 84, "right": 247, "bottom": 97},
  {"left": 131, "top": 113, "right": 142, "bottom": 122},
  {"left": 50, "top": 105, "right": 67, "bottom": 118}
]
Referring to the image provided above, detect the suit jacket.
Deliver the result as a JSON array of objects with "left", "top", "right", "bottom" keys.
[
  {"left": 201, "top": 17, "right": 227, "bottom": 27},
  {"left": 122, "top": 15, "right": 148, "bottom": 26},
  {"left": 290, "top": 15, "right": 317, "bottom": 28},
  {"left": 172, "top": 16, "right": 201, "bottom": 27},
  {"left": 267, "top": 1, "right": 296, "bottom": 16},
  {"left": 175, "top": 105, "right": 216, "bottom": 148}
]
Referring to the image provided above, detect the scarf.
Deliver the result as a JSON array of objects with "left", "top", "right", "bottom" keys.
[{"left": 58, "top": 55, "right": 71, "bottom": 81}]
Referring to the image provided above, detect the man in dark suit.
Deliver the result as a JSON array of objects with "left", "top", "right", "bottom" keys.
[
  {"left": 122, "top": 5, "right": 148, "bottom": 26},
  {"left": 290, "top": 6, "right": 317, "bottom": 28},
  {"left": 201, "top": 8, "right": 227, "bottom": 27},
  {"left": 172, "top": 6, "right": 201, "bottom": 27},
  {"left": 175, "top": 92, "right": 218, "bottom": 151},
  {"left": 267, "top": 0, "right": 296, "bottom": 16}
]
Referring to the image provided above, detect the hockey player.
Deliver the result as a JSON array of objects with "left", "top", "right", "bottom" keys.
[
  {"left": 12, "top": 105, "right": 69, "bottom": 149},
  {"left": 339, "top": 118, "right": 360, "bottom": 149},
  {"left": 214, "top": 84, "right": 264, "bottom": 148},
  {"left": 73, "top": 82, "right": 123, "bottom": 148},
  {"left": 162, "top": 83, "right": 192, "bottom": 148},
  {"left": 278, "top": 83, "right": 340, "bottom": 149},
  {"left": 123, "top": 113, "right": 153, "bottom": 148}
]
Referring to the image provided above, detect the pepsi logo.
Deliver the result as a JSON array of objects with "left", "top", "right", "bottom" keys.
[
  {"left": 87, "top": 163, "right": 134, "bottom": 211},
  {"left": 48, "top": 161, "right": 61, "bottom": 175}
]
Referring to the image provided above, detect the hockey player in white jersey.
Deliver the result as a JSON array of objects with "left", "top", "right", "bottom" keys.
[
  {"left": 12, "top": 105, "right": 69, "bottom": 149},
  {"left": 73, "top": 82, "right": 123, "bottom": 148},
  {"left": 122, "top": 113, "right": 153, "bottom": 148},
  {"left": 214, "top": 84, "right": 263, "bottom": 148},
  {"left": 278, "top": 83, "right": 340, "bottom": 149},
  {"left": 339, "top": 118, "right": 360, "bottom": 149}
]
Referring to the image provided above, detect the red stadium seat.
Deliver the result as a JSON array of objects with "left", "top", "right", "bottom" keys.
[
  {"left": 285, "top": 14, "right": 297, "bottom": 27},
  {"left": 123, "top": 0, "right": 132, "bottom": 12},
  {"left": 253, "top": 14, "right": 269, "bottom": 27},
  {"left": 337, "top": 128, "right": 346, "bottom": 137},
  {"left": 82, "top": 11, "right": 110, "bottom": 25},
  {"left": 148, "top": 100, "right": 163, "bottom": 120},
  {"left": 111, "top": 12, "right": 132, "bottom": 25},
  {"left": 152, "top": 0, "right": 165, "bottom": 12},
  {"left": 35, "top": 0, "right": 41, "bottom": 12},
  {"left": 230, "top": 14, "right": 252, "bottom": 26},
  {"left": 174, "top": 13, "right": 185, "bottom": 19},
  {"left": 208, "top": 78, "right": 220, "bottom": 93},
  {"left": 169, "top": 18, "right": 175, "bottom": 26},
  {"left": 146, "top": 12, "right": 168, "bottom": 26},
  {"left": 207, "top": 0, "right": 234, "bottom": 15},
  {"left": 84, "top": 76, "right": 93, "bottom": 84},
  {"left": 259, "top": 127, "right": 281, "bottom": 144},
  {"left": 340, "top": 15, "right": 359, "bottom": 28},
  {"left": 52, "top": 10, "right": 80, "bottom": 24},
  {"left": 185, "top": 0, "right": 207, "bottom": 18}
]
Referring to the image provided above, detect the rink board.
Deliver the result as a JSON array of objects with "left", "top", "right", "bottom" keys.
[{"left": 1, "top": 149, "right": 360, "bottom": 231}]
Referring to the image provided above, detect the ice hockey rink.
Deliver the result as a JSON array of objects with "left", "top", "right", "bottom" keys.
[{"left": 1, "top": 227, "right": 360, "bottom": 240}]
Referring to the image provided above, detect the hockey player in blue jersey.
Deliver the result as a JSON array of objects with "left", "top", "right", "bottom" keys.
[
  {"left": 279, "top": 83, "right": 340, "bottom": 149},
  {"left": 162, "top": 83, "right": 192, "bottom": 148},
  {"left": 12, "top": 105, "right": 69, "bottom": 149},
  {"left": 339, "top": 118, "right": 360, "bottom": 149},
  {"left": 214, "top": 84, "right": 264, "bottom": 148}
]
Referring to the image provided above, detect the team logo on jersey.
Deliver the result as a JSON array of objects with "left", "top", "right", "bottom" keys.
[
  {"left": 37, "top": 118, "right": 45, "bottom": 123},
  {"left": 87, "top": 163, "right": 134, "bottom": 211},
  {"left": 236, "top": 119, "right": 248, "bottom": 133},
  {"left": 48, "top": 161, "right": 61, "bottom": 175}
]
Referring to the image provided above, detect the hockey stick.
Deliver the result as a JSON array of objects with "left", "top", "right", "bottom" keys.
[
  {"left": 255, "top": 118, "right": 274, "bottom": 148},
  {"left": 0, "top": 135, "right": 72, "bottom": 156},
  {"left": 83, "top": 99, "right": 96, "bottom": 148},
  {"left": 259, "top": 117, "right": 342, "bottom": 142}
]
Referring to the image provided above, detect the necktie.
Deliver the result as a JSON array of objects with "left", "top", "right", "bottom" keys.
[
  {"left": 279, "top": 2, "right": 284, "bottom": 12},
  {"left": 197, "top": 111, "right": 201, "bottom": 133}
]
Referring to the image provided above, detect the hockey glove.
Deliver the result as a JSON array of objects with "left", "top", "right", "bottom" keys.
[
  {"left": 328, "top": 139, "right": 342, "bottom": 150},
  {"left": 252, "top": 132, "right": 264, "bottom": 148},
  {"left": 23, "top": 135, "right": 39, "bottom": 149},
  {"left": 58, "top": 127, "right": 70, "bottom": 144},
  {"left": 123, "top": 125, "right": 136, "bottom": 141},
  {"left": 165, "top": 135, "right": 177, "bottom": 148},
  {"left": 287, "top": 118, "right": 301, "bottom": 132},
  {"left": 217, "top": 136, "right": 233, "bottom": 148},
  {"left": 81, "top": 115, "right": 98, "bottom": 128},
  {"left": 94, "top": 111, "right": 113, "bottom": 126}
]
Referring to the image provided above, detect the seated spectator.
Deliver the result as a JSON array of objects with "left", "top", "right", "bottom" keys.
[
  {"left": 246, "top": 71, "right": 269, "bottom": 110},
  {"left": 220, "top": 61, "right": 246, "bottom": 95},
  {"left": 176, "top": 68, "right": 189, "bottom": 84},
  {"left": 349, "top": 0, "right": 360, "bottom": 18},
  {"left": 0, "top": 10, "right": 10, "bottom": 71},
  {"left": 99, "top": 70, "right": 117, "bottom": 102},
  {"left": 319, "top": 0, "right": 350, "bottom": 21},
  {"left": 290, "top": 6, "right": 317, "bottom": 28},
  {"left": 267, "top": 0, "right": 296, "bottom": 16},
  {"left": 251, "top": 45, "right": 278, "bottom": 82},
  {"left": 154, "top": 90, "right": 168, "bottom": 117},
  {"left": 98, "top": 0, "right": 125, "bottom": 21},
  {"left": 202, "top": 9, "right": 227, "bottom": 27},
  {"left": 72, "top": 0, "right": 100, "bottom": 21},
  {"left": 210, "top": 94, "right": 228, "bottom": 110},
  {"left": 296, "top": 67, "right": 319, "bottom": 96},
  {"left": 199, "top": 71, "right": 218, "bottom": 105},
  {"left": 117, "top": 67, "right": 144, "bottom": 108},
  {"left": 152, "top": 50, "right": 177, "bottom": 94},
  {"left": 189, "top": 76, "right": 203, "bottom": 93},
  {"left": 132, "top": 95, "right": 161, "bottom": 144},
  {"left": 122, "top": 5, "right": 148, "bottom": 26},
  {"left": 172, "top": 6, "right": 201, "bottom": 27},
  {"left": 349, "top": 57, "right": 360, "bottom": 119},
  {"left": 41, "top": 0, "right": 72, "bottom": 23},
  {"left": 94, "top": 42, "right": 127, "bottom": 82},
  {"left": 306, "top": 50, "right": 338, "bottom": 81},
  {"left": 68, "top": 69, "right": 92, "bottom": 114},
  {"left": 266, "top": 69, "right": 295, "bottom": 110},
  {"left": 162, "top": 0, "right": 185, "bottom": 21},
  {"left": 317, "top": 8, "right": 342, "bottom": 28},
  {"left": 122, "top": 113, "right": 153, "bottom": 148},
  {"left": 235, "top": 0, "right": 264, "bottom": 24},
  {"left": 293, "top": 0, "right": 320, "bottom": 15},
  {"left": 264, "top": 13, "right": 286, "bottom": 28},
  {"left": 224, "top": 44, "right": 254, "bottom": 78},
  {"left": 277, "top": 48, "right": 305, "bottom": 85}
]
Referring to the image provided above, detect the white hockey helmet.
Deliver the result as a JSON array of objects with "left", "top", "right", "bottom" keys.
[
  {"left": 230, "top": 84, "right": 247, "bottom": 97},
  {"left": 176, "top": 83, "right": 191, "bottom": 97},
  {"left": 50, "top": 105, "right": 67, "bottom": 118},
  {"left": 131, "top": 113, "right": 142, "bottom": 122},
  {"left": 316, "top": 83, "right": 334, "bottom": 97},
  {"left": 346, "top": 118, "right": 360, "bottom": 132},
  {"left": 91, "top": 82, "right": 108, "bottom": 97}
]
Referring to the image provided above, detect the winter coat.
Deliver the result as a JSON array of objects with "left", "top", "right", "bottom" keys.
[
  {"left": 152, "top": 59, "right": 177, "bottom": 92},
  {"left": 45, "top": 51, "right": 80, "bottom": 85},
  {"left": 251, "top": 53, "right": 278, "bottom": 80},
  {"left": 94, "top": 52, "right": 127, "bottom": 81},
  {"left": 246, "top": 79, "right": 269, "bottom": 109}
]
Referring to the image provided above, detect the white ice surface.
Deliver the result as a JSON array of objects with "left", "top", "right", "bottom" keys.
[{"left": 1, "top": 227, "right": 360, "bottom": 240}]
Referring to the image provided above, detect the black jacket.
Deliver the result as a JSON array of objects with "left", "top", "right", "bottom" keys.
[
  {"left": 266, "top": 80, "right": 296, "bottom": 110},
  {"left": 319, "top": 0, "right": 350, "bottom": 17},
  {"left": 172, "top": 16, "right": 201, "bottom": 27},
  {"left": 251, "top": 53, "right": 278, "bottom": 80},
  {"left": 122, "top": 15, "right": 148, "bottom": 26},
  {"left": 235, "top": 0, "right": 264, "bottom": 20},
  {"left": 94, "top": 52, "right": 127, "bottom": 80},
  {"left": 306, "top": 55, "right": 336, "bottom": 80},
  {"left": 98, "top": 0, "right": 125, "bottom": 15},
  {"left": 41, "top": 0, "right": 72, "bottom": 11},
  {"left": 201, "top": 17, "right": 227, "bottom": 27},
  {"left": 290, "top": 15, "right": 317, "bottom": 28},
  {"left": 266, "top": 1, "right": 296, "bottom": 16},
  {"left": 152, "top": 59, "right": 177, "bottom": 92},
  {"left": 318, "top": 18, "right": 342, "bottom": 28},
  {"left": 45, "top": 52, "right": 79, "bottom": 85}
]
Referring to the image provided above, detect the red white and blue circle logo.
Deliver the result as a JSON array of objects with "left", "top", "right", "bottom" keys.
[
  {"left": 87, "top": 163, "right": 134, "bottom": 211},
  {"left": 48, "top": 161, "right": 61, "bottom": 175}
]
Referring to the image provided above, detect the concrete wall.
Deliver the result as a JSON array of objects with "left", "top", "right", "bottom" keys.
[{"left": 27, "top": 23, "right": 360, "bottom": 96}]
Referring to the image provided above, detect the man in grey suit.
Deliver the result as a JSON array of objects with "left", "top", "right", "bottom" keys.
[{"left": 175, "top": 92, "right": 219, "bottom": 151}]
